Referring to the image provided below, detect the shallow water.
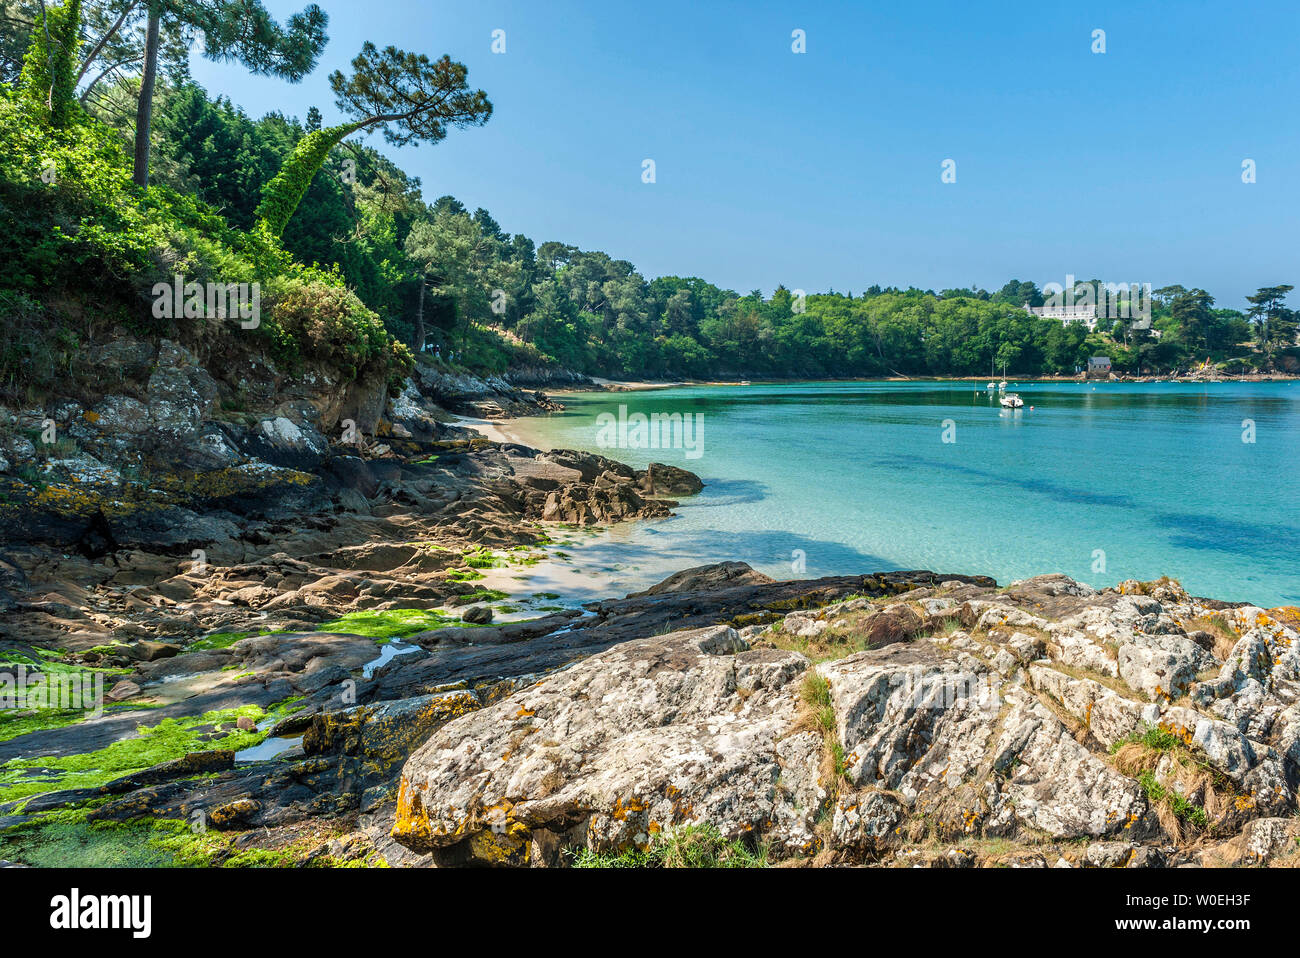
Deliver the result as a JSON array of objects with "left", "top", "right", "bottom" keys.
[
  {"left": 503, "top": 381, "right": 1300, "bottom": 607},
  {"left": 361, "top": 640, "right": 421, "bottom": 679},
  {"left": 234, "top": 735, "right": 302, "bottom": 763}
]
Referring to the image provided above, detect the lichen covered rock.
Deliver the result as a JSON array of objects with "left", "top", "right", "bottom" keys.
[
  {"left": 393, "top": 625, "right": 824, "bottom": 865},
  {"left": 392, "top": 572, "right": 1300, "bottom": 867}
]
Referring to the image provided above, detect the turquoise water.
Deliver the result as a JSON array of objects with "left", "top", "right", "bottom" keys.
[{"left": 507, "top": 382, "right": 1300, "bottom": 607}]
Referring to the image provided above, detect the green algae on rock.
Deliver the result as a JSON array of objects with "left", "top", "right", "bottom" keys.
[
  {"left": 0, "top": 706, "right": 270, "bottom": 805},
  {"left": 315, "top": 609, "right": 465, "bottom": 640}
]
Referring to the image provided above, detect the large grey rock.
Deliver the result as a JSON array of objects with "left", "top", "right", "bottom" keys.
[
  {"left": 145, "top": 340, "right": 221, "bottom": 443},
  {"left": 821, "top": 641, "right": 1155, "bottom": 841},
  {"left": 393, "top": 625, "right": 823, "bottom": 865},
  {"left": 1117, "top": 633, "right": 1214, "bottom": 701},
  {"left": 240, "top": 415, "right": 330, "bottom": 470}
]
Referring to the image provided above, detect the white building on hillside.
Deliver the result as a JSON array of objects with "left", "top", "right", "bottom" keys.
[{"left": 1024, "top": 303, "right": 1100, "bottom": 330}]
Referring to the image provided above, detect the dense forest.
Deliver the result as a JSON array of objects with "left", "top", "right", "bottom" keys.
[{"left": 2, "top": 0, "right": 1296, "bottom": 396}]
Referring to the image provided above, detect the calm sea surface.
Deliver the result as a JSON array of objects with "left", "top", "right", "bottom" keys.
[{"left": 503, "top": 381, "right": 1300, "bottom": 607}]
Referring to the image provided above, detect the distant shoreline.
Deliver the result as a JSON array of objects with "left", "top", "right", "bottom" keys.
[
  {"left": 539, "top": 372, "right": 1300, "bottom": 397},
  {"left": 467, "top": 373, "right": 1299, "bottom": 446}
]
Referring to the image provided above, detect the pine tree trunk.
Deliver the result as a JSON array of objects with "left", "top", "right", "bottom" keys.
[
  {"left": 414, "top": 278, "right": 427, "bottom": 353},
  {"left": 132, "top": 7, "right": 160, "bottom": 188}
]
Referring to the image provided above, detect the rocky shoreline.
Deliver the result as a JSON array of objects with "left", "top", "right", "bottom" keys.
[
  {"left": 0, "top": 337, "right": 701, "bottom": 865},
  {"left": 1, "top": 341, "right": 1298, "bottom": 868}
]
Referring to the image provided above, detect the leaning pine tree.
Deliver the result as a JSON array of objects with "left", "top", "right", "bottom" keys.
[{"left": 256, "top": 42, "right": 492, "bottom": 237}]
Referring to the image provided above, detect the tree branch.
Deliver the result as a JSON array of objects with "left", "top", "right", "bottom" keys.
[
  {"left": 79, "top": 53, "right": 143, "bottom": 103},
  {"left": 75, "top": 0, "right": 140, "bottom": 87}
]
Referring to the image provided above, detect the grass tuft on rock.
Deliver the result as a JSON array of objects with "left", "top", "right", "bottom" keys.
[
  {"left": 1110, "top": 723, "right": 1226, "bottom": 843},
  {"left": 792, "top": 670, "right": 847, "bottom": 790},
  {"left": 1186, "top": 613, "right": 1241, "bottom": 660},
  {"left": 569, "top": 824, "right": 768, "bottom": 868}
]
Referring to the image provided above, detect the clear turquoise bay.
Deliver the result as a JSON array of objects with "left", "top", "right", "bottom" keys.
[{"left": 509, "top": 381, "right": 1300, "bottom": 607}]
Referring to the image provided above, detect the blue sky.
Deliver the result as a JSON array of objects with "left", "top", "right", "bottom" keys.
[{"left": 191, "top": 0, "right": 1300, "bottom": 308}]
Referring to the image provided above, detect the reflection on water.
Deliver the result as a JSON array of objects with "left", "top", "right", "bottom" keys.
[
  {"left": 235, "top": 735, "right": 302, "bottom": 763},
  {"left": 361, "top": 640, "right": 421, "bottom": 679}
]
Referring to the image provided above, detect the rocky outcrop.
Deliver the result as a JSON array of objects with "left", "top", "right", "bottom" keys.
[
  {"left": 0, "top": 441, "right": 694, "bottom": 650},
  {"left": 0, "top": 326, "right": 687, "bottom": 866},
  {"left": 9, "top": 557, "right": 1297, "bottom": 869},
  {"left": 495, "top": 364, "right": 594, "bottom": 391},
  {"left": 0, "top": 439, "right": 691, "bottom": 651},
  {"left": 638, "top": 462, "right": 704, "bottom": 497},
  {"left": 391, "top": 571, "right": 1300, "bottom": 868},
  {"left": 392, "top": 625, "right": 822, "bottom": 865},
  {"left": 409, "top": 361, "right": 572, "bottom": 419},
  {"left": 628, "top": 561, "right": 773, "bottom": 597},
  {"left": 0, "top": 331, "right": 579, "bottom": 556},
  {"left": 0, "top": 561, "right": 999, "bottom": 862},
  {"left": 4, "top": 326, "right": 1295, "bottom": 871}
]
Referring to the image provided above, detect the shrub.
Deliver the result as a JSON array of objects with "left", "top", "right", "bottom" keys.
[
  {"left": 569, "top": 824, "right": 768, "bottom": 868},
  {"left": 262, "top": 274, "right": 412, "bottom": 381}
]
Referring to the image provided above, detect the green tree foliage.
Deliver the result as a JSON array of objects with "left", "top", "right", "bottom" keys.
[
  {"left": 147, "top": 80, "right": 419, "bottom": 319},
  {"left": 1245, "top": 285, "right": 1296, "bottom": 366},
  {"left": 328, "top": 42, "right": 492, "bottom": 147},
  {"left": 255, "top": 120, "right": 357, "bottom": 235},
  {"left": 1169, "top": 288, "right": 1215, "bottom": 352},
  {"left": 2, "top": 14, "right": 1292, "bottom": 388},
  {"left": 992, "top": 279, "right": 1043, "bottom": 308},
  {"left": 0, "top": 0, "right": 36, "bottom": 85},
  {"left": 402, "top": 203, "right": 520, "bottom": 353},
  {"left": 3, "top": 1, "right": 201, "bottom": 110},
  {"left": 0, "top": 77, "right": 410, "bottom": 396}
]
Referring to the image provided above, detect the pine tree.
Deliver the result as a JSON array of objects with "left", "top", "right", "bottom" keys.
[
  {"left": 1246, "top": 285, "right": 1295, "bottom": 366},
  {"left": 130, "top": 1, "right": 329, "bottom": 187},
  {"left": 257, "top": 43, "right": 491, "bottom": 236}
]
